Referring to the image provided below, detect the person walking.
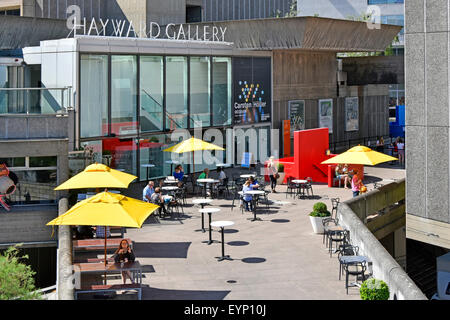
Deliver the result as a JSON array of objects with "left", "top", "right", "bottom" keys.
[
  {"left": 267, "top": 156, "right": 278, "bottom": 193},
  {"left": 397, "top": 138, "right": 405, "bottom": 167},
  {"left": 351, "top": 171, "right": 363, "bottom": 198}
]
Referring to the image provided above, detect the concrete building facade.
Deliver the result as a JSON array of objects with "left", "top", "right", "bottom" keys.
[{"left": 405, "top": 0, "right": 450, "bottom": 250}]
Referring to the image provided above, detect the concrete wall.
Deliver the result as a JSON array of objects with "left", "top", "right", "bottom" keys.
[
  {"left": 405, "top": 0, "right": 450, "bottom": 249},
  {"left": 0, "top": 204, "right": 58, "bottom": 245},
  {"left": 0, "top": 115, "right": 68, "bottom": 139},
  {"left": 338, "top": 201, "right": 426, "bottom": 300}
]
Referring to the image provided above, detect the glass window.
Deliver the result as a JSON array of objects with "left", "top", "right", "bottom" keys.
[
  {"left": 212, "top": 57, "right": 232, "bottom": 126},
  {"left": 190, "top": 57, "right": 211, "bottom": 128},
  {"left": 80, "top": 55, "right": 108, "bottom": 138},
  {"left": 166, "top": 56, "right": 188, "bottom": 129},
  {"left": 0, "top": 157, "right": 25, "bottom": 167},
  {"left": 139, "top": 135, "right": 181, "bottom": 181},
  {"left": 29, "top": 156, "right": 57, "bottom": 167},
  {"left": 111, "top": 55, "right": 138, "bottom": 136},
  {"left": 103, "top": 137, "right": 137, "bottom": 176},
  {"left": 140, "top": 56, "right": 164, "bottom": 132}
]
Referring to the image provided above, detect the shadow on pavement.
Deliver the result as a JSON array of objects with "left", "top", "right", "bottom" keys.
[
  {"left": 142, "top": 286, "right": 231, "bottom": 300},
  {"left": 241, "top": 257, "right": 266, "bottom": 264},
  {"left": 227, "top": 241, "right": 249, "bottom": 246},
  {"left": 133, "top": 242, "right": 191, "bottom": 259}
]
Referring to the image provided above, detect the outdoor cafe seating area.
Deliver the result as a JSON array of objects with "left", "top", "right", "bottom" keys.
[{"left": 67, "top": 163, "right": 322, "bottom": 300}]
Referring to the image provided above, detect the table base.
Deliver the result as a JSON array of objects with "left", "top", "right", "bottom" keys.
[{"left": 216, "top": 255, "right": 232, "bottom": 262}]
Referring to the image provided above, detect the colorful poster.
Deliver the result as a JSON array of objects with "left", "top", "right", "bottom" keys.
[
  {"left": 288, "top": 100, "right": 305, "bottom": 137},
  {"left": 345, "top": 97, "right": 359, "bottom": 132},
  {"left": 233, "top": 57, "right": 271, "bottom": 125},
  {"left": 318, "top": 99, "right": 333, "bottom": 134}
]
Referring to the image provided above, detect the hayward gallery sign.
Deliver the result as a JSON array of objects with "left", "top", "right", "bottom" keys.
[{"left": 68, "top": 17, "right": 227, "bottom": 42}]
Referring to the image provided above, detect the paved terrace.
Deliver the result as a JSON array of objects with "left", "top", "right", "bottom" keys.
[{"left": 78, "top": 164, "right": 405, "bottom": 300}]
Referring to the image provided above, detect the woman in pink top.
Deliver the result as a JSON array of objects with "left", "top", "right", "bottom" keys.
[{"left": 351, "top": 171, "right": 362, "bottom": 197}]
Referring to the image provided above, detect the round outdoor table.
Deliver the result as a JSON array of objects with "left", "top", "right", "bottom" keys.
[
  {"left": 338, "top": 255, "right": 369, "bottom": 283},
  {"left": 163, "top": 179, "right": 179, "bottom": 185},
  {"left": 192, "top": 199, "right": 213, "bottom": 232},
  {"left": 197, "top": 179, "right": 219, "bottom": 198},
  {"left": 210, "top": 221, "right": 235, "bottom": 262},
  {"left": 240, "top": 174, "right": 256, "bottom": 179},
  {"left": 141, "top": 164, "right": 155, "bottom": 181},
  {"left": 292, "top": 180, "right": 308, "bottom": 198},
  {"left": 199, "top": 207, "right": 221, "bottom": 244},
  {"left": 244, "top": 190, "right": 266, "bottom": 221},
  {"left": 162, "top": 186, "right": 178, "bottom": 192}
]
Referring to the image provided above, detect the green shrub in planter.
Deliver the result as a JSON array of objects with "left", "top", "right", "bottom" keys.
[
  {"left": 277, "top": 163, "right": 285, "bottom": 173},
  {"left": 360, "top": 278, "right": 390, "bottom": 300},
  {"left": 309, "top": 202, "right": 331, "bottom": 217}
]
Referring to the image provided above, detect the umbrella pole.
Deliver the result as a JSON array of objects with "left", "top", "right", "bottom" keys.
[{"left": 104, "top": 226, "right": 107, "bottom": 285}]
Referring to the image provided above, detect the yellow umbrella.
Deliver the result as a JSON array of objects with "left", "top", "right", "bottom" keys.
[
  {"left": 47, "top": 192, "right": 159, "bottom": 280},
  {"left": 321, "top": 146, "right": 398, "bottom": 166},
  {"left": 163, "top": 137, "right": 225, "bottom": 174},
  {"left": 54, "top": 163, "right": 137, "bottom": 190}
]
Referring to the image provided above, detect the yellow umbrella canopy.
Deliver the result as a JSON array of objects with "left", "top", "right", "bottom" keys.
[
  {"left": 321, "top": 146, "right": 398, "bottom": 166},
  {"left": 47, "top": 191, "right": 159, "bottom": 228},
  {"left": 163, "top": 137, "right": 225, "bottom": 174},
  {"left": 163, "top": 137, "right": 225, "bottom": 153},
  {"left": 54, "top": 163, "right": 137, "bottom": 191}
]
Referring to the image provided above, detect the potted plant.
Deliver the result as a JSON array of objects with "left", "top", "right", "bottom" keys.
[
  {"left": 360, "top": 279, "right": 390, "bottom": 300},
  {"left": 276, "top": 163, "right": 285, "bottom": 185},
  {"left": 309, "top": 202, "right": 331, "bottom": 234}
]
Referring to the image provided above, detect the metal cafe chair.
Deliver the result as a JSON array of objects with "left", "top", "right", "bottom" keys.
[
  {"left": 337, "top": 244, "right": 359, "bottom": 280},
  {"left": 344, "top": 260, "right": 367, "bottom": 294},
  {"left": 329, "top": 229, "right": 349, "bottom": 257}
]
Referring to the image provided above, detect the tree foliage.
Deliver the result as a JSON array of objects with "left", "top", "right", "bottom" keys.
[{"left": 0, "top": 246, "right": 42, "bottom": 300}]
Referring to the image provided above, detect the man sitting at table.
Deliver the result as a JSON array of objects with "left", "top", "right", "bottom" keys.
[
  {"left": 143, "top": 181, "right": 155, "bottom": 202},
  {"left": 197, "top": 168, "right": 211, "bottom": 197},
  {"left": 173, "top": 165, "right": 184, "bottom": 181},
  {"left": 249, "top": 176, "right": 260, "bottom": 189},
  {"left": 95, "top": 226, "right": 111, "bottom": 238},
  {"left": 150, "top": 187, "right": 169, "bottom": 217}
]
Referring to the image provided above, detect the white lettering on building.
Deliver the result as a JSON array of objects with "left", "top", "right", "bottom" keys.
[{"left": 68, "top": 17, "right": 227, "bottom": 42}]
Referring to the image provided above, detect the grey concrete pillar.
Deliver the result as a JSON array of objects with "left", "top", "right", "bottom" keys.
[{"left": 57, "top": 198, "right": 73, "bottom": 300}]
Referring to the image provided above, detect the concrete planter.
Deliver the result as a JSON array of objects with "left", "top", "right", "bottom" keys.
[{"left": 309, "top": 216, "right": 328, "bottom": 234}]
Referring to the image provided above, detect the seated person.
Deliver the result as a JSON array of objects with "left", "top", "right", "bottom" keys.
[
  {"left": 248, "top": 176, "right": 260, "bottom": 189},
  {"left": 95, "top": 226, "right": 111, "bottom": 238},
  {"left": 197, "top": 168, "right": 211, "bottom": 196},
  {"left": 218, "top": 167, "right": 227, "bottom": 183},
  {"left": 173, "top": 165, "right": 184, "bottom": 181},
  {"left": 335, "top": 164, "right": 351, "bottom": 189},
  {"left": 242, "top": 180, "right": 254, "bottom": 212},
  {"left": 143, "top": 181, "right": 155, "bottom": 202},
  {"left": 150, "top": 187, "right": 169, "bottom": 217},
  {"left": 113, "top": 239, "right": 135, "bottom": 284},
  {"left": 198, "top": 168, "right": 209, "bottom": 180},
  {"left": 76, "top": 226, "right": 94, "bottom": 239}
]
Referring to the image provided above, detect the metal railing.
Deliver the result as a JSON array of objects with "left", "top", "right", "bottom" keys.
[
  {"left": 0, "top": 87, "right": 72, "bottom": 115},
  {"left": 330, "top": 135, "right": 399, "bottom": 154}
]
